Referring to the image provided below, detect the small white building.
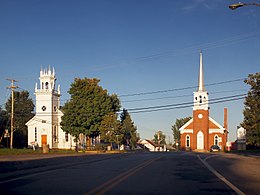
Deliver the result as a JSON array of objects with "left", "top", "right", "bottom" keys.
[
  {"left": 140, "top": 139, "right": 165, "bottom": 152},
  {"left": 26, "top": 67, "right": 75, "bottom": 149}
]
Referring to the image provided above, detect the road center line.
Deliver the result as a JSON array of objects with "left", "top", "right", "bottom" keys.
[
  {"left": 85, "top": 157, "right": 161, "bottom": 195},
  {"left": 197, "top": 155, "right": 245, "bottom": 195}
]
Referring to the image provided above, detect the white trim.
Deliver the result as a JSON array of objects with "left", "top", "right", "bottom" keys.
[
  {"left": 209, "top": 129, "right": 224, "bottom": 134},
  {"left": 180, "top": 129, "right": 193, "bottom": 134}
]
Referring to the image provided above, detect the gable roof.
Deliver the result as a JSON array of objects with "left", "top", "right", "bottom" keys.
[
  {"left": 141, "top": 139, "right": 158, "bottom": 147},
  {"left": 179, "top": 116, "right": 225, "bottom": 132}
]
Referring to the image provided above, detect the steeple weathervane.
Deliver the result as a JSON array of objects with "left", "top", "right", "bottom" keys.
[{"left": 198, "top": 51, "right": 205, "bottom": 92}]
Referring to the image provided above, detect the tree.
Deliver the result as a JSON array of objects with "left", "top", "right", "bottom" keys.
[
  {"left": 0, "top": 107, "right": 9, "bottom": 147},
  {"left": 99, "top": 112, "right": 122, "bottom": 149},
  {"left": 153, "top": 131, "right": 166, "bottom": 145},
  {"left": 5, "top": 91, "right": 34, "bottom": 148},
  {"left": 61, "top": 78, "right": 120, "bottom": 144},
  {"left": 120, "top": 109, "right": 138, "bottom": 149},
  {"left": 241, "top": 72, "right": 260, "bottom": 148},
  {"left": 171, "top": 117, "right": 192, "bottom": 145}
]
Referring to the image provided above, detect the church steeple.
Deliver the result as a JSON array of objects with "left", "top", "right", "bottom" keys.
[
  {"left": 193, "top": 51, "right": 209, "bottom": 110},
  {"left": 198, "top": 51, "right": 205, "bottom": 92}
]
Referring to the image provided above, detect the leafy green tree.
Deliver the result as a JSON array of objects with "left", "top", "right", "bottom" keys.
[
  {"left": 153, "top": 131, "right": 166, "bottom": 145},
  {"left": 171, "top": 117, "right": 192, "bottom": 145},
  {"left": 120, "top": 109, "right": 138, "bottom": 149},
  {"left": 5, "top": 91, "right": 34, "bottom": 148},
  {"left": 99, "top": 112, "right": 122, "bottom": 149},
  {"left": 0, "top": 107, "right": 9, "bottom": 147},
  {"left": 241, "top": 72, "right": 260, "bottom": 148},
  {"left": 61, "top": 78, "right": 120, "bottom": 144}
]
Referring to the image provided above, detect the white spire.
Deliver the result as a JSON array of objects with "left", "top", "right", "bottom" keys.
[
  {"left": 193, "top": 51, "right": 209, "bottom": 110},
  {"left": 198, "top": 51, "right": 205, "bottom": 92}
]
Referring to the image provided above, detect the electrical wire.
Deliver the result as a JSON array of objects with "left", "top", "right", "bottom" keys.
[
  {"left": 129, "top": 96, "right": 245, "bottom": 114},
  {"left": 120, "top": 78, "right": 245, "bottom": 97},
  {"left": 126, "top": 93, "right": 246, "bottom": 112},
  {"left": 122, "top": 89, "right": 247, "bottom": 103}
]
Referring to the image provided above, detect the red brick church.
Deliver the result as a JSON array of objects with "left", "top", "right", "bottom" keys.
[{"left": 179, "top": 52, "right": 228, "bottom": 151}]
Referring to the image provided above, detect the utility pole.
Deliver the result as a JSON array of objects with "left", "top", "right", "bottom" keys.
[{"left": 7, "top": 79, "right": 18, "bottom": 149}]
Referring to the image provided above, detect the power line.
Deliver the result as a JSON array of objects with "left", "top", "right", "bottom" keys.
[
  {"left": 126, "top": 93, "right": 246, "bottom": 112},
  {"left": 129, "top": 96, "right": 245, "bottom": 114},
  {"left": 134, "top": 30, "right": 260, "bottom": 63},
  {"left": 120, "top": 78, "right": 245, "bottom": 97},
  {"left": 122, "top": 89, "right": 247, "bottom": 103}
]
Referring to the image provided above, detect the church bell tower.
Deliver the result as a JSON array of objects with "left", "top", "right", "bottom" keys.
[
  {"left": 34, "top": 66, "right": 61, "bottom": 148},
  {"left": 35, "top": 66, "right": 61, "bottom": 115}
]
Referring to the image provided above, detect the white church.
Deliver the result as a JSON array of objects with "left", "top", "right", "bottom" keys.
[{"left": 26, "top": 67, "right": 75, "bottom": 149}]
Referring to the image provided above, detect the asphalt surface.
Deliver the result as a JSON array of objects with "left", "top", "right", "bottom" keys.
[{"left": 0, "top": 152, "right": 259, "bottom": 195}]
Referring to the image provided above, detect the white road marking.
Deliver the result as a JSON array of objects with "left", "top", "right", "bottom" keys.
[{"left": 197, "top": 155, "right": 246, "bottom": 195}]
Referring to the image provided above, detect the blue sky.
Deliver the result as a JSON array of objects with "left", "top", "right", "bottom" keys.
[{"left": 1, "top": 0, "right": 259, "bottom": 142}]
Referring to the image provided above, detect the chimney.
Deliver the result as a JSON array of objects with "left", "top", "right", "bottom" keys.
[{"left": 224, "top": 108, "right": 228, "bottom": 131}]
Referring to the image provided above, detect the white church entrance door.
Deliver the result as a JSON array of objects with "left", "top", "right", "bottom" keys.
[{"left": 197, "top": 131, "right": 204, "bottom": 149}]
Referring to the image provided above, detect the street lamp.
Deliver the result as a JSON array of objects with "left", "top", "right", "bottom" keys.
[{"left": 229, "top": 2, "right": 260, "bottom": 10}]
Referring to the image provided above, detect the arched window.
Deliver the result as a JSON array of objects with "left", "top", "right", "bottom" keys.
[
  {"left": 53, "top": 126, "right": 58, "bottom": 142},
  {"left": 186, "top": 135, "right": 190, "bottom": 147},
  {"left": 45, "top": 82, "right": 49, "bottom": 89},
  {"left": 214, "top": 135, "right": 219, "bottom": 145}
]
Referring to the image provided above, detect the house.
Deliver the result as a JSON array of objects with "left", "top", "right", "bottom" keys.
[
  {"left": 179, "top": 52, "right": 228, "bottom": 151},
  {"left": 26, "top": 67, "right": 75, "bottom": 149},
  {"left": 140, "top": 139, "right": 166, "bottom": 152}
]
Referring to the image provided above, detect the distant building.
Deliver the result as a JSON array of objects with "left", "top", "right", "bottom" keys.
[
  {"left": 179, "top": 52, "right": 228, "bottom": 151},
  {"left": 26, "top": 67, "right": 75, "bottom": 149},
  {"left": 236, "top": 126, "right": 246, "bottom": 150},
  {"left": 140, "top": 139, "right": 166, "bottom": 152}
]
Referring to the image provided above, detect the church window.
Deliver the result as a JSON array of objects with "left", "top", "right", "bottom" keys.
[
  {"left": 41, "top": 82, "right": 44, "bottom": 89},
  {"left": 199, "top": 97, "right": 202, "bottom": 104},
  {"left": 65, "top": 133, "right": 69, "bottom": 142},
  {"left": 195, "top": 97, "right": 197, "bottom": 100},
  {"left": 35, "top": 127, "right": 37, "bottom": 141},
  {"left": 214, "top": 135, "right": 219, "bottom": 145},
  {"left": 53, "top": 126, "right": 58, "bottom": 142},
  {"left": 45, "top": 82, "right": 49, "bottom": 89},
  {"left": 186, "top": 135, "right": 190, "bottom": 147}
]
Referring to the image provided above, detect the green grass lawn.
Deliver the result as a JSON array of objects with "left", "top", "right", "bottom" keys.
[
  {"left": 0, "top": 148, "right": 42, "bottom": 155},
  {"left": 0, "top": 148, "right": 78, "bottom": 155}
]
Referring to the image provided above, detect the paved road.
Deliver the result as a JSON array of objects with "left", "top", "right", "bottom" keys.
[{"left": 0, "top": 152, "right": 259, "bottom": 194}]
